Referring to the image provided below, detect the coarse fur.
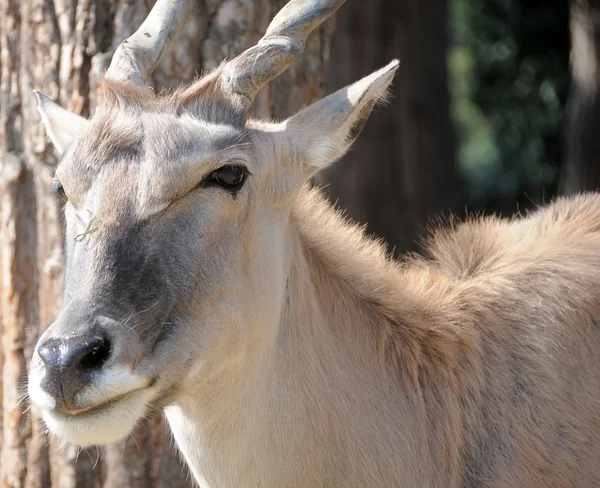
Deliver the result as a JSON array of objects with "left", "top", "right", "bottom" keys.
[
  {"left": 288, "top": 189, "right": 600, "bottom": 487},
  {"left": 28, "top": 4, "right": 600, "bottom": 487}
]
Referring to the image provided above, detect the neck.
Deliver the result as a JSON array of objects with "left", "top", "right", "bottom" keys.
[{"left": 166, "top": 187, "right": 481, "bottom": 488}]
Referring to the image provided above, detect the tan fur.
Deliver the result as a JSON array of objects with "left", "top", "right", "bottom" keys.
[
  {"left": 287, "top": 187, "right": 600, "bottom": 487},
  {"left": 29, "top": 41, "right": 600, "bottom": 488}
]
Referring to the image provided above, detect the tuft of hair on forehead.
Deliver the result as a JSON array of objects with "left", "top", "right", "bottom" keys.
[
  {"left": 100, "top": 65, "right": 245, "bottom": 125},
  {"left": 101, "top": 80, "right": 165, "bottom": 110},
  {"left": 72, "top": 101, "right": 145, "bottom": 168},
  {"left": 69, "top": 67, "right": 249, "bottom": 170}
]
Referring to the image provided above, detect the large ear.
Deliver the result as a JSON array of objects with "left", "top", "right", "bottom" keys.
[
  {"left": 34, "top": 91, "right": 88, "bottom": 156},
  {"left": 285, "top": 59, "right": 399, "bottom": 173}
]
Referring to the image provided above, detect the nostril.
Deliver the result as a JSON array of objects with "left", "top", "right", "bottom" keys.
[{"left": 78, "top": 336, "right": 111, "bottom": 371}]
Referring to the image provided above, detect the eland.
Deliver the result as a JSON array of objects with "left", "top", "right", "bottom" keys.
[{"left": 28, "top": 0, "right": 600, "bottom": 486}]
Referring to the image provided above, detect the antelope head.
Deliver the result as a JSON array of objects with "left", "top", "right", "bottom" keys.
[{"left": 28, "top": 0, "right": 399, "bottom": 446}]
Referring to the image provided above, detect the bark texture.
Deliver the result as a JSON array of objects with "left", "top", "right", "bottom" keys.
[
  {"left": 321, "top": 0, "right": 459, "bottom": 254},
  {"left": 0, "top": 0, "right": 334, "bottom": 486},
  {"left": 561, "top": 0, "right": 600, "bottom": 193}
]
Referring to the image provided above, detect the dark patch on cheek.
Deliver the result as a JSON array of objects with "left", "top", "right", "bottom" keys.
[
  {"left": 104, "top": 229, "right": 147, "bottom": 291},
  {"left": 96, "top": 225, "right": 172, "bottom": 320},
  {"left": 136, "top": 255, "right": 173, "bottom": 310}
]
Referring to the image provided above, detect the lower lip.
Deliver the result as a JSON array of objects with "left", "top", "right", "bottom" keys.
[
  {"left": 54, "top": 400, "right": 118, "bottom": 418},
  {"left": 54, "top": 389, "right": 143, "bottom": 418},
  {"left": 59, "top": 404, "right": 107, "bottom": 416}
]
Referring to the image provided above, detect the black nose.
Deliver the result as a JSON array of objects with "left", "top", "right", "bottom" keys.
[{"left": 37, "top": 335, "right": 111, "bottom": 376}]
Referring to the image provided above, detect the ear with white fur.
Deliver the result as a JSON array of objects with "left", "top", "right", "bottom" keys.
[
  {"left": 285, "top": 59, "right": 399, "bottom": 174},
  {"left": 34, "top": 91, "right": 88, "bottom": 156}
]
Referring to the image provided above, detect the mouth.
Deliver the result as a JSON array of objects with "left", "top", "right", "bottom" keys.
[
  {"left": 38, "top": 385, "right": 158, "bottom": 447},
  {"left": 55, "top": 388, "right": 146, "bottom": 417}
]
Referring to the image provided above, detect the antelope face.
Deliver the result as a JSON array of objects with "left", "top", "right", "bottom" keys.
[
  {"left": 28, "top": 91, "right": 269, "bottom": 445},
  {"left": 28, "top": 0, "right": 398, "bottom": 448}
]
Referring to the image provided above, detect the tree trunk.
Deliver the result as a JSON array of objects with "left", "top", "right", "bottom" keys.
[
  {"left": 321, "top": 0, "right": 459, "bottom": 254},
  {"left": 561, "top": 0, "right": 600, "bottom": 193},
  {"left": 0, "top": 0, "right": 334, "bottom": 486}
]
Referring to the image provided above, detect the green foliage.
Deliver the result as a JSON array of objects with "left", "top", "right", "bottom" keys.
[{"left": 450, "top": 0, "right": 569, "bottom": 209}]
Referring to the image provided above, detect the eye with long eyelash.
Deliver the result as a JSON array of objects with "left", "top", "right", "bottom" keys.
[{"left": 198, "top": 164, "right": 249, "bottom": 191}]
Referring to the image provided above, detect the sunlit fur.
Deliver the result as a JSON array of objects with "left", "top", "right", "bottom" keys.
[
  {"left": 41, "top": 387, "right": 154, "bottom": 446},
  {"left": 30, "top": 58, "right": 600, "bottom": 488}
]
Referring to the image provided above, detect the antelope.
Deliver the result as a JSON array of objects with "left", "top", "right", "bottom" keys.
[{"left": 27, "top": 0, "right": 600, "bottom": 486}]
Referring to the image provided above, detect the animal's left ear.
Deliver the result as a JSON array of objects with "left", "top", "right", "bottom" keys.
[
  {"left": 284, "top": 59, "right": 399, "bottom": 175},
  {"left": 34, "top": 90, "right": 88, "bottom": 156}
]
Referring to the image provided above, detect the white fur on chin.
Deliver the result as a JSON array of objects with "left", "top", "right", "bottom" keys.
[{"left": 41, "top": 388, "right": 154, "bottom": 447}]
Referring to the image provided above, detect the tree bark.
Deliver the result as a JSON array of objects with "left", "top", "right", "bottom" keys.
[
  {"left": 0, "top": 0, "right": 334, "bottom": 486},
  {"left": 321, "top": 0, "right": 459, "bottom": 254},
  {"left": 561, "top": 0, "right": 600, "bottom": 193}
]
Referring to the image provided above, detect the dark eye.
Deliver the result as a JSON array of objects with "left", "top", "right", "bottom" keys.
[
  {"left": 51, "top": 179, "right": 68, "bottom": 202},
  {"left": 208, "top": 165, "right": 248, "bottom": 191}
]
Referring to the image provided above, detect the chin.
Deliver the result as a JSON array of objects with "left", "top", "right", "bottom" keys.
[{"left": 40, "top": 388, "right": 155, "bottom": 447}]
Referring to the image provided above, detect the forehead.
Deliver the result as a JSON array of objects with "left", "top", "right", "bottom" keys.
[
  {"left": 56, "top": 99, "right": 250, "bottom": 220},
  {"left": 60, "top": 102, "right": 246, "bottom": 172},
  {"left": 61, "top": 106, "right": 245, "bottom": 173}
]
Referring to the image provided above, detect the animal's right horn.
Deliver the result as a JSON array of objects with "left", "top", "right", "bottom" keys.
[
  {"left": 104, "top": 0, "right": 345, "bottom": 104},
  {"left": 222, "top": 0, "right": 346, "bottom": 111},
  {"left": 105, "top": 0, "right": 194, "bottom": 87}
]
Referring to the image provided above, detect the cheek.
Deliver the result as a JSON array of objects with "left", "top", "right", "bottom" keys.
[
  {"left": 63, "top": 205, "right": 99, "bottom": 260},
  {"left": 63, "top": 206, "right": 78, "bottom": 253},
  {"left": 62, "top": 217, "right": 95, "bottom": 296},
  {"left": 159, "top": 213, "right": 248, "bottom": 309},
  {"left": 165, "top": 195, "right": 244, "bottom": 260}
]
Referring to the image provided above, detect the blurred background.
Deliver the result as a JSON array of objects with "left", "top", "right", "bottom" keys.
[{"left": 0, "top": 0, "right": 597, "bottom": 486}]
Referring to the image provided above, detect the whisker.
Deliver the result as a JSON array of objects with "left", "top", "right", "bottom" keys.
[
  {"left": 125, "top": 297, "right": 163, "bottom": 330},
  {"left": 120, "top": 310, "right": 136, "bottom": 327},
  {"left": 84, "top": 447, "right": 94, "bottom": 465},
  {"left": 49, "top": 440, "right": 67, "bottom": 454},
  {"left": 130, "top": 432, "right": 141, "bottom": 453},
  {"left": 135, "top": 319, "right": 174, "bottom": 336},
  {"left": 17, "top": 391, "right": 30, "bottom": 406},
  {"left": 92, "top": 447, "right": 100, "bottom": 470}
]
